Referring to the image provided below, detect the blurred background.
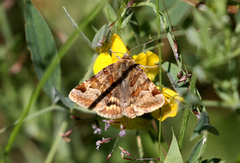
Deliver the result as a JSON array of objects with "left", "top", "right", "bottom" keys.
[{"left": 0, "top": 0, "right": 240, "bottom": 162}]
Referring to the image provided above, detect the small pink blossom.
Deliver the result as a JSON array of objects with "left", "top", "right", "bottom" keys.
[
  {"left": 96, "top": 137, "right": 113, "bottom": 150},
  {"left": 102, "top": 119, "right": 120, "bottom": 131},
  {"left": 92, "top": 124, "right": 101, "bottom": 135},
  {"left": 118, "top": 125, "right": 126, "bottom": 137},
  {"left": 119, "top": 146, "right": 134, "bottom": 160}
]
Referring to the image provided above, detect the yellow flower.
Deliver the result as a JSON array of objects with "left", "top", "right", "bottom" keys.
[
  {"left": 132, "top": 51, "right": 159, "bottom": 81},
  {"left": 93, "top": 34, "right": 128, "bottom": 74},
  {"left": 93, "top": 34, "right": 159, "bottom": 80},
  {"left": 151, "top": 87, "right": 183, "bottom": 121}
]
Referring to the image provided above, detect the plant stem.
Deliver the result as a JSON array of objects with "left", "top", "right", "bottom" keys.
[
  {"left": 136, "top": 131, "right": 143, "bottom": 159},
  {"left": 178, "top": 108, "right": 190, "bottom": 150},
  {"left": 156, "top": 0, "right": 162, "bottom": 161},
  {"left": 44, "top": 120, "right": 68, "bottom": 163},
  {"left": 178, "top": 72, "right": 198, "bottom": 150},
  {"left": 0, "top": 105, "right": 66, "bottom": 135}
]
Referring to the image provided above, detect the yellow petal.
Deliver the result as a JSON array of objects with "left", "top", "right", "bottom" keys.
[
  {"left": 93, "top": 52, "right": 112, "bottom": 74},
  {"left": 162, "top": 87, "right": 184, "bottom": 102},
  {"left": 151, "top": 102, "right": 178, "bottom": 121},
  {"left": 146, "top": 51, "right": 159, "bottom": 66},
  {"left": 111, "top": 34, "right": 128, "bottom": 63},
  {"left": 111, "top": 116, "right": 151, "bottom": 130},
  {"left": 151, "top": 87, "right": 182, "bottom": 121},
  {"left": 133, "top": 53, "right": 147, "bottom": 66},
  {"left": 146, "top": 51, "right": 159, "bottom": 81}
]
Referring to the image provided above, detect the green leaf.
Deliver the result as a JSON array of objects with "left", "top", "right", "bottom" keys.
[
  {"left": 126, "top": 8, "right": 140, "bottom": 45},
  {"left": 121, "top": 11, "right": 133, "bottom": 29},
  {"left": 162, "top": 62, "right": 190, "bottom": 95},
  {"left": 106, "top": 2, "right": 117, "bottom": 23},
  {"left": 25, "top": 0, "right": 61, "bottom": 99},
  {"left": 54, "top": 87, "right": 74, "bottom": 109},
  {"left": 164, "top": 131, "right": 184, "bottom": 163},
  {"left": 91, "top": 24, "right": 112, "bottom": 53},
  {"left": 188, "top": 138, "right": 206, "bottom": 163},
  {"left": 191, "top": 111, "right": 219, "bottom": 140},
  {"left": 188, "top": 131, "right": 210, "bottom": 163},
  {"left": 63, "top": 7, "right": 92, "bottom": 48}
]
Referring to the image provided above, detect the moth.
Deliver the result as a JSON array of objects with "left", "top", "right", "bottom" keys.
[{"left": 68, "top": 53, "right": 165, "bottom": 119}]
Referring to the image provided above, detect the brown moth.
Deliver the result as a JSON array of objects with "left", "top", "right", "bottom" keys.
[{"left": 68, "top": 53, "right": 165, "bottom": 119}]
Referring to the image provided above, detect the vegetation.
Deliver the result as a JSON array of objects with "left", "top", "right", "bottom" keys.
[{"left": 0, "top": 0, "right": 240, "bottom": 162}]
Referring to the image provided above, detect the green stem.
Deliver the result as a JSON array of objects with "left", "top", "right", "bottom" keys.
[
  {"left": 178, "top": 72, "right": 198, "bottom": 150},
  {"left": 136, "top": 131, "right": 143, "bottom": 160},
  {"left": 156, "top": 0, "right": 162, "bottom": 161},
  {"left": 178, "top": 108, "right": 190, "bottom": 150},
  {"left": 189, "top": 71, "right": 197, "bottom": 93},
  {"left": 202, "top": 100, "right": 238, "bottom": 108},
  {"left": 44, "top": 120, "right": 68, "bottom": 163},
  {"left": 0, "top": 105, "right": 66, "bottom": 135},
  {"left": 3, "top": 0, "right": 106, "bottom": 157}
]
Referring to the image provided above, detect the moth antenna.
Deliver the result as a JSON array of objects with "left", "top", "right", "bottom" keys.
[
  {"left": 129, "top": 38, "right": 159, "bottom": 53},
  {"left": 139, "top": 65, "right": 147, "bottom": 72},
  {"left": 110, "top": 49, "right": 123, "bottom": 59},
  {"left": 110, "top": 49, "right": 130, "bottom": 58},
  {"left": 142, "top": 65, "right": 159, "bottom": 69},
  {"left": 140, "top": 65, "right": 159, "bottom": 74}
]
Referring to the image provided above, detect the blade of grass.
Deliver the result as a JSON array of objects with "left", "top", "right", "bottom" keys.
[{"left": 3, "top": 0, "right": 107, "bottom": 157}]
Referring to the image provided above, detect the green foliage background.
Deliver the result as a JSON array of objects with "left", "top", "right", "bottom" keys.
[{"left": 0, "top": 0, "right": 240, "bottom": 162}]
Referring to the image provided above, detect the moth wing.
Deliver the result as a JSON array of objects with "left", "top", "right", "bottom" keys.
[
  {"left": 123, "top": 65, "right": 165, "bottom": 118},
  {"left": 68, "top": 63, "right": 116, "bottom": 111},
  {"left": 95, "top": 96, "right": 123, "bottom": 119}
]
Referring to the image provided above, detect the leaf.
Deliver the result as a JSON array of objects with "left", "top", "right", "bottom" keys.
[
  {"left": 162, "top": 62, "right": 190, "bottom": 95},
  {"left": 91, "top": 24, "right": 112, "bottom": 53},
  {"left": 25, "top": 0, "right": 61, "bottom": 99},
  {"left": 188, "top": 138, "right": 206, "bottom": 163},
  {"left": 54, "top": 87, "right": 74, "bottom": 109},
  {"left": 106, "top": 2, "right": 117, "bottom": 23},
  {"left": 191, "top": 111, "right": 219, "bottom": 140},
  {"left": 63, "top": 7, "right": 92, "bottom": 48},
  {"left": 126, "top": 8, "right": 140, "bottom": 45},
  {"left": 164, "top": 130, "right": 184, "bottom": 163},
  {"left": 121, "top": 11, "right": 133, "bottom": 29}
]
